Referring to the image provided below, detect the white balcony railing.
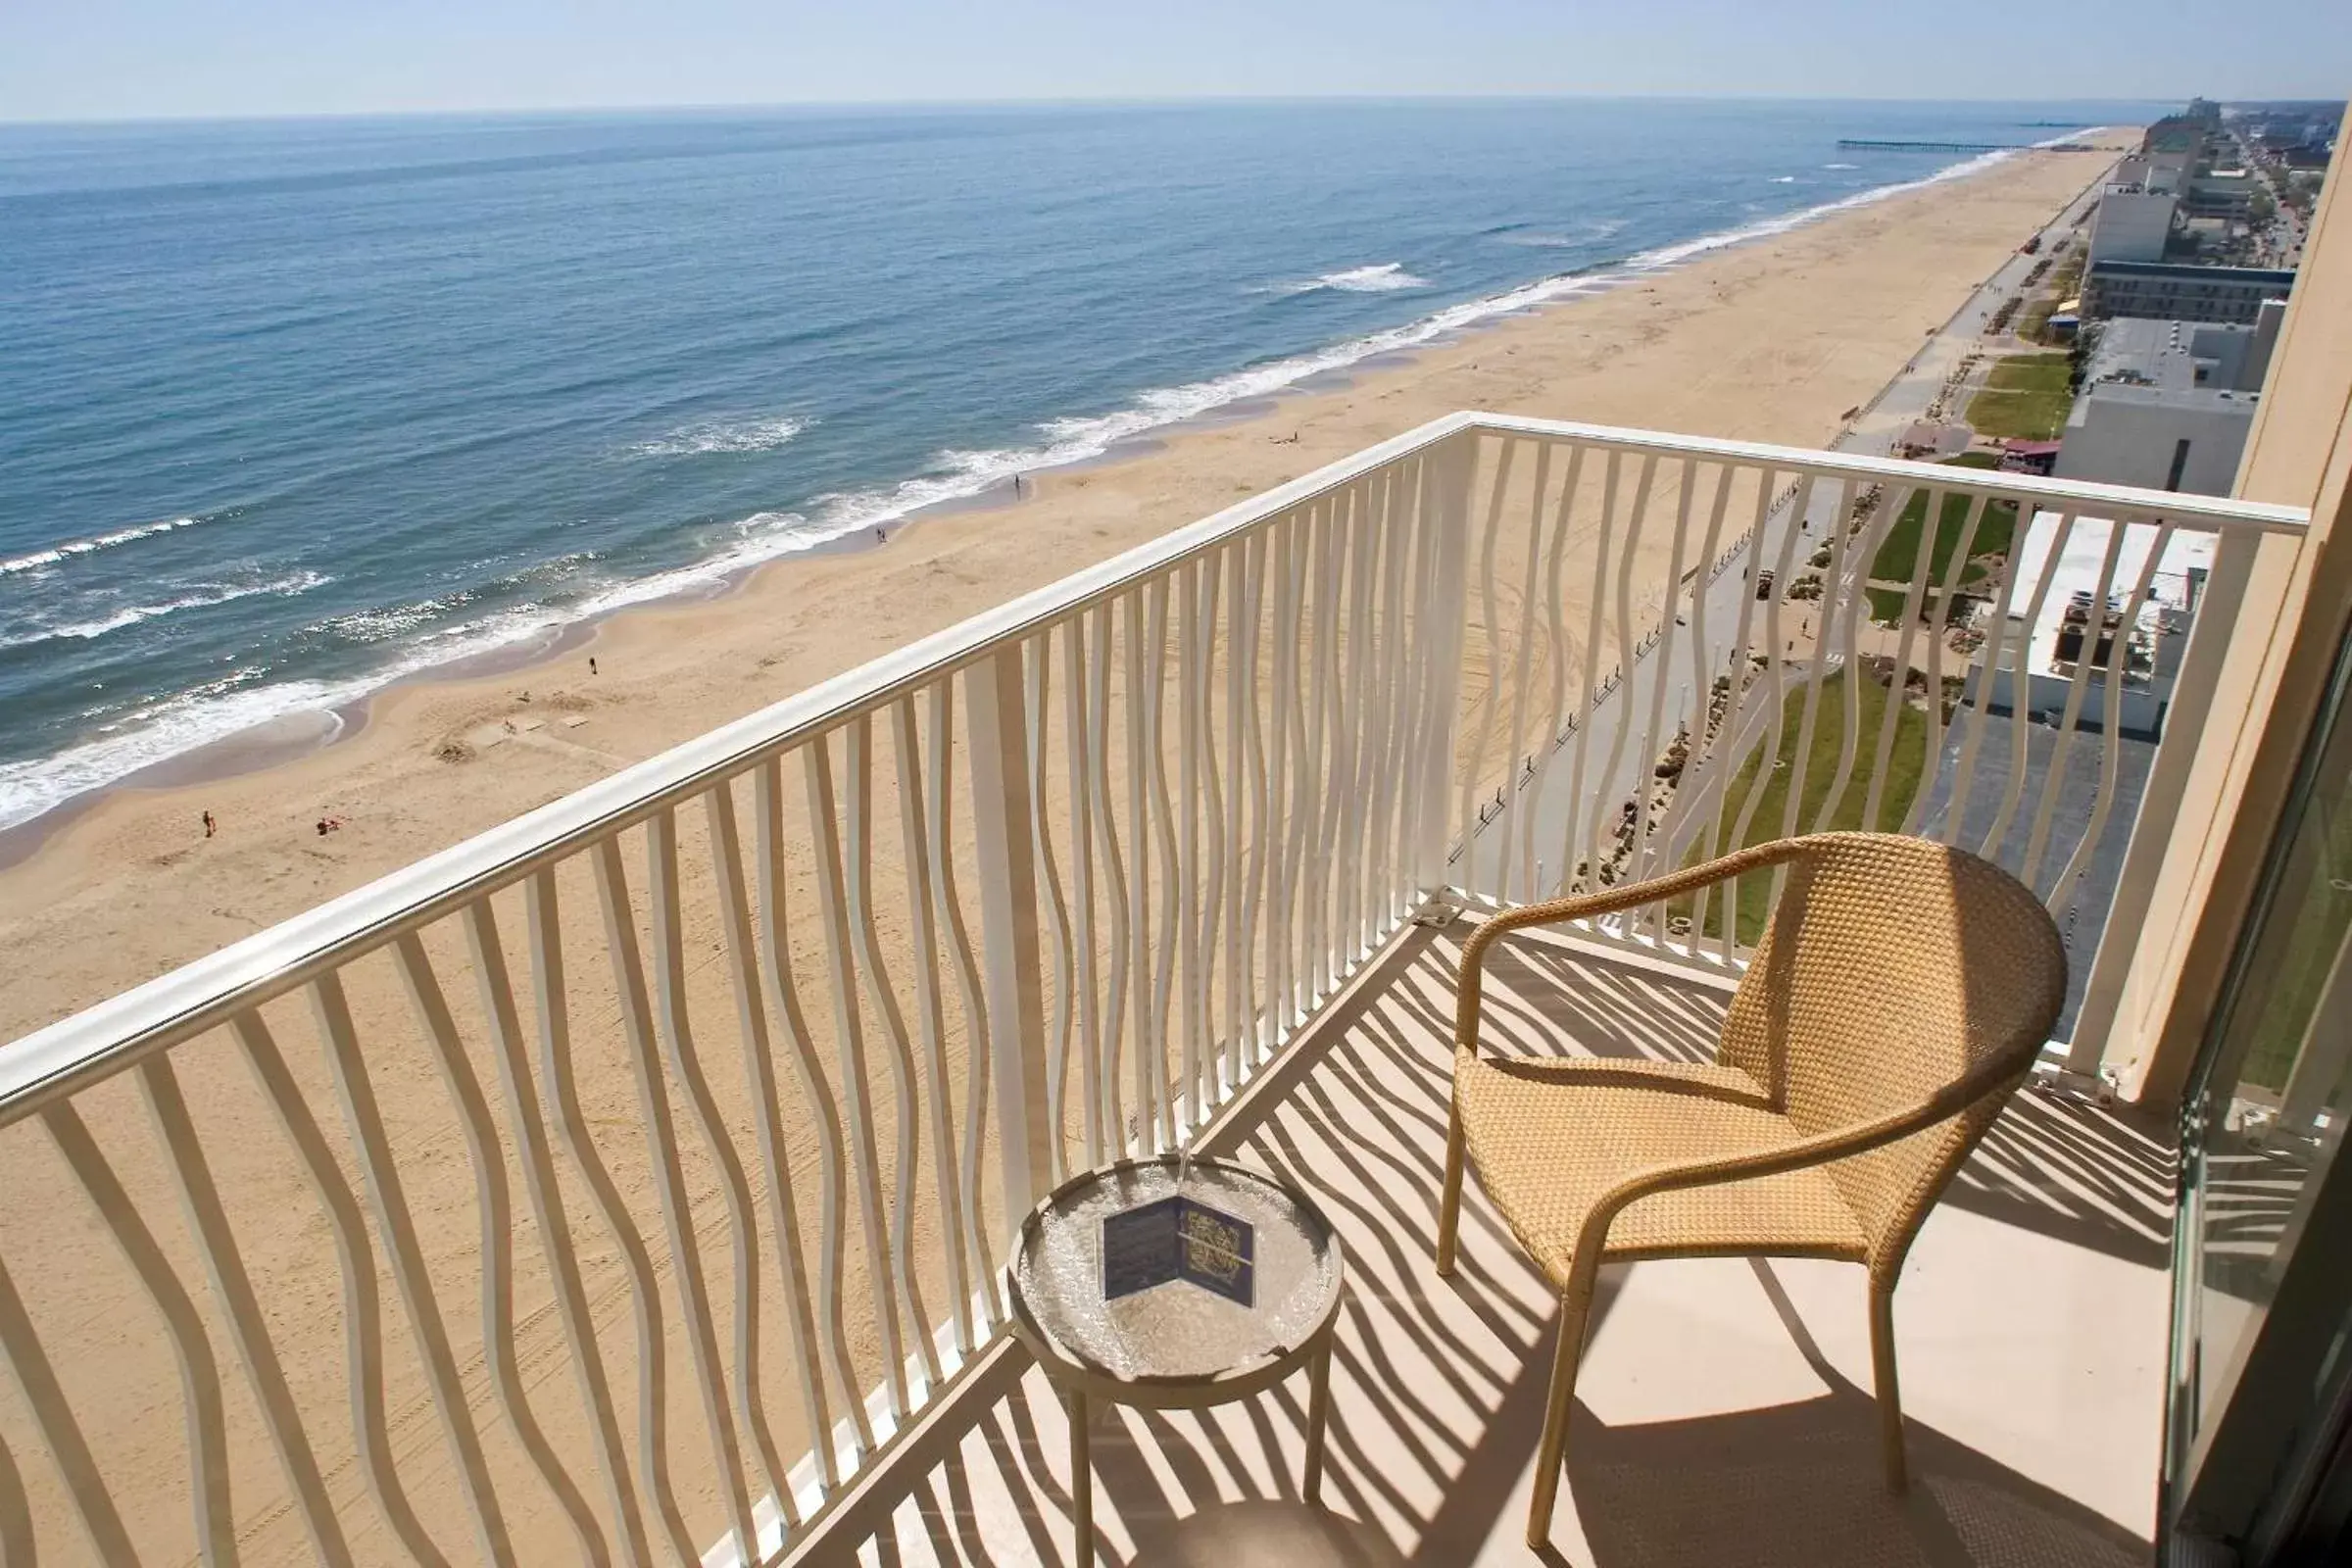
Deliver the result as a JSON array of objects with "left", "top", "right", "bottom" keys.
[{"left": 0, "top": 414, "right": 2305, "bottom": 1566}]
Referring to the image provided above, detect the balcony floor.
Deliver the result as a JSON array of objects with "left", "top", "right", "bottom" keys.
[{"left": 831, "top": 920, "right": 2175, "bottom": 1568}]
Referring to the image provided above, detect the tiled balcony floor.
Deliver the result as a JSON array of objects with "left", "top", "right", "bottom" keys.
[{"left": 820, "top": 920, "right": 2176, "bottom": 1567}]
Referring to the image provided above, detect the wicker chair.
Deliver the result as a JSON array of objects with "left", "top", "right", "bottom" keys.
[{"left": 1434, "top": 832, "right": 2066, "bottom": 1546}]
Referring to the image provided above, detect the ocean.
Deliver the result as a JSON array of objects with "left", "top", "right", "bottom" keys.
[{"left": 0, "top": 98, "right": 2157, "bottom": 832}]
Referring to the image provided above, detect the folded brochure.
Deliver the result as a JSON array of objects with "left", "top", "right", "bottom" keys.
[{"left": 1101, "top": 1194, "right": 1255, "bottom": 1306}]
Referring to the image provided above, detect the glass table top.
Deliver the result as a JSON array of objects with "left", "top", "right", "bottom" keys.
[{"left": 1009, "top": 1157, "right": 1344, "bottom": 1383}]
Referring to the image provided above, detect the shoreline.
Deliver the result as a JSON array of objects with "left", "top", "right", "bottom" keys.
[
  {"left": 0, "top": 136, "right": 2129, "bottom": 1040},
  {"left": 0, "top": 136, "right": 2103, "bottom": 854}
]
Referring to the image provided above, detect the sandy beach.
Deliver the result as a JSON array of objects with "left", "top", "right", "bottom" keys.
[{"left": 0, "top": 140, "right": 2124, "bottom": 1566}]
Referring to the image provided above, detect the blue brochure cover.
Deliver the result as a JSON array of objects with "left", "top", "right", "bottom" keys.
[{"left": 1101, "top": 1195, "right": 1255, "bottom": 1306}]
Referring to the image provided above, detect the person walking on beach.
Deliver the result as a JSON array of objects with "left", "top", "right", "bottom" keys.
[
  {"left": 201, "top": 809, "right": 216, "bottom": 839},
  {"left": 588, "top": 656, "right": 598, "bottom": 676}
]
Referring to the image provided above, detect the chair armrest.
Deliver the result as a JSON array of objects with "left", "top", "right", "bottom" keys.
[
  {"left": 1453, "top": 839, "right": 1810, "bottom": 1056},
  {"left": 1566, "top": 1054, "right": 2035, "bottom": 1273}
]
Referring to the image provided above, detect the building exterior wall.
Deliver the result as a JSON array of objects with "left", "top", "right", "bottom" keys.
[
  {"left": 2090, "top": 189, "right": 2177, "bottom": 263},
  {"left": 2053, "top": 389, "right": 2256, "bottom": 496},
  {"left": 2083, "top": 262, "right": 2298, "bottom": 324}
]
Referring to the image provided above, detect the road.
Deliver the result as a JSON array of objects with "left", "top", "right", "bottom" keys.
[{"left": 1457, "top": 154, "right": 2117, "bottom": 902}]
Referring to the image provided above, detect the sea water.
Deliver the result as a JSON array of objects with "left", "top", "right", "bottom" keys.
[{"left": 0, "top": 98, "right": 2160, "bottom": 830}]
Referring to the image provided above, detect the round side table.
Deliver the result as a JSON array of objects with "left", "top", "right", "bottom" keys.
[{"left": 1006, "top": 1156, "right": 1346, "bottom": 1567}]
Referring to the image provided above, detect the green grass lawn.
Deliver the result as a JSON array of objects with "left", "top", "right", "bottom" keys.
[
  {"left": 1966, "top": 352, "right": 2077, "bottom": 441},
  {"left": 1864, "top": 453, "right": 2018, "bottom": 621},
  {"left": 1682, "top": 669, "right": 1930, "bottom": 946}
]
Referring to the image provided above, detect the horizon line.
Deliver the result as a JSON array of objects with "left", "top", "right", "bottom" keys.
[{"left": 0, "top": 88, "right": 2227, "bottom": 132}]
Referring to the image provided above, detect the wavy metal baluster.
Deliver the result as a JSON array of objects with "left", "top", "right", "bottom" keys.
[
  {"left": 1197, "top": 557, "right": 1228, "bottom": 1109},
  {"left": 1657, "top": 463, "right": 1735, "bottom": 949},
  {"left": 1086, "top": 604, "right": 1133, "bottom": 1152},
  {"left": 1979, "top": 510, "right": 2082, "bottom": 858},
  {"left": 389, "top": 932, "right": 612, "bottom": 1566},
  {"left": 1236, "top": 528, "right": 1274, "bottom": 1067},
  {"left": 1176, "top": 562, "right": 1204, "bottom": 1132},
  {"left": 232, "top": 1008, "right": 455, "bottom": 1568},
  {"left": 837, "top": 723, "right": 944, "bottom": 1392},
  {"left": 704, "top": 774, "right": 837, "bottom": 1501},
  {"left": 1902, "top": 493, "right": 1994, "bottom": 837},
  {"left": 43, "top": 1102, "right": 235, "bottom": 1566},
  {"left": 2045, "top": 524, "right": 2174, "bottom": 906},
  {"left": 1626, "top": 459, "right": 1697, "bottom": 931},
  {"left": 140, "top": 1054, "right": 358, "bottom": 1568},
  {"left": 1492, "top": 441, "right": 1552, "bottom": 903},
  {"left": 1809, "top": 479, "right": 1909, "bottom": 834},
  {"left": 1864, "top": 486, "right": 1946, "bottom": 831},
  {"left": 1559, "top": 451, "right": 1619, "bottom": 894},
  {"left": 1025, "top": 636, "right": 1078, "bottom": 1183},
  {"left": 1359, "top": 466, "right": 1404, "bottom": 925},
  {"left": 1334, "top": 484, "right": 1377, "bottom": 962},
  {"left": 751, "top": 757, "right": 871, "bottom": 1464},
  {"left": 1779, "top": 478, "right": 1855, "bottom": 845},
  {"left": 643, "top": 808, "right": 799, "bottom": 1533},
  {"left": 461, "top": 898, "right": 659, "bottom": 1555},
  {"left": 2021, "top": 519, "right": 2136, "bottom": 890},
  {"left": 1687, "top": 462, "right": 1769, "bottom": 952},
  {"left": 1220, "top": 540, "right": 1251, "bottom": 1084},
  {"left": 307, "top": 971, "right": 518, "bottom": 1568},
  {"left": 1585, "top": 456, "right": 1658, "bottom": 901},
  {"left": 1144, "top": 575, "right": 1182, "bottom": 1148},
  {"left": 1458, "top": 441, "right": 1518, "bottom": 884},
  {"left": 523, "top": 869, "right": 699, "bottom": 1559},
  {"left": 1062, "top": 614, "right": 1105, "bottom": 1165},
  {"left": 1265, "top": 514, "right": 1301, "bottom": 1048},
  {"left": 588, "top": 838, "right": 759, "bottom": 1558},
  {"left": 924, "top": 683, "right": 1001, "bottom": 1320},
  {"left": 799, "top": 736, "right": 914, "bottom": 1420},
  {"left": 0, "top": 1243, "right": 140, "bottom": 1564},
  {"left": 889, "top": 699, "right": 975, "bottom": 1355},
  {"left": 1718, "top": 469, "right": 1807, "bottom": 955},
  {"left": 1941, "top": 496, "right": 2040, "bottom": 845}
]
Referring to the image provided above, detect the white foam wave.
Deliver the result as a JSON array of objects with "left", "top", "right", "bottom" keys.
[
  {"left": 628, "top": 414, "right": 809, "bottom": 459},
  {"left": 1824, "top": 162, "right": 1860, "bottom": 171},
  {"left": 0, "top": 674, "right": 355, "bottom": 831},
  {"left": 1768, "top": 175, "right": 1797, "bottom": 183},
  {"left": 0, "top": 572, "right": 330, "bottom": 652},
  {"left": 0, "top": 515, "right": 202, "bottom": 577},
  {"left": 0, "top": 140, "right": 2046, "bottom": 833},
  {"left": 1278, "top": 263, "right": 1431, "bottom": 295}
]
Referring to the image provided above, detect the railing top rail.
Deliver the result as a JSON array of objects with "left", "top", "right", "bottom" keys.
[
  {"left": 0, "top": 411, "right": 2310, "bottom": 1122},
  {"left": 1472, "top": 412, "right": 2313, "bottom": 532}
]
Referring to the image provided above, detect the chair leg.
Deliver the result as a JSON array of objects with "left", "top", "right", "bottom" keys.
[
  {"left": 1527, "top": 1281, "right": 1595, "bottom": 1547},
  {"left": 1436, "top": 1097, "right": 1467, "bottom": 1277},
  {"left": 1869, "top": 1278, "right": 1908, "bottom": 1494}
]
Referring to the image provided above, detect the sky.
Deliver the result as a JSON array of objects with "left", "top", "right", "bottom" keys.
[{"left": 3, "top": 0, "right": 2349, "bottom": 123}]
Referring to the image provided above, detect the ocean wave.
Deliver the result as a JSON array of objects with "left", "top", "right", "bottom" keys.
[
  {"left": 0, "top": 138, "right": 2058, "bottom": 833},
  {"left": 0, "top": 674, "right": 355, "bottom": 832},
  {"left": 1823, "top": 162, "right": 1860, "bottom": 171},
  {"left": 1275, "top": 263, "right": 1431, "bottom": 295},
  {"left": 1768, "top": 175, "right": 1797, "bottom": 183},
  {"left": 627, "top": 413, "right": 809, "bottom": 459},
  {"left": 0, "top": 572, "right": 329, "bottom": 652},
  {"left": 1494, "top": 219, "right": 1629, "bottom": 249},
  {"left": 0, "top": 514, "right": 203, "bottom": 576}
]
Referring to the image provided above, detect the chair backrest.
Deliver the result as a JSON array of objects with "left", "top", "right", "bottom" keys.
[{"left": 1716, "top": 833, "right": 2067, "bottom": 1274}]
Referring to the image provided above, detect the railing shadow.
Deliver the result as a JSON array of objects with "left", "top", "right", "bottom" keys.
[{"left": 853, "top": 923, "right": 2166, "bottom": 1565}]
